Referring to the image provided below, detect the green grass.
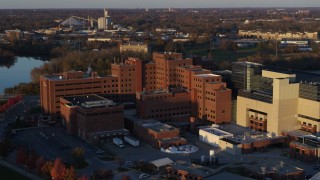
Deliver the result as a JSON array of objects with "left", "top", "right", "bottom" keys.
[
  {"left": 0, "top": 165, "right": 31, "bottom": 180},
  {"left": 184, "top": 42, "right": 257, "bottom": 62},
  {"left": 212, "top": 49, "right": 257, "bottom": 62}
]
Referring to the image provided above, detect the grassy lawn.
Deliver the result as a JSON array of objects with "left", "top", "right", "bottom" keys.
[
  {"left": 0, "top": 165, "right": 31, "bottom": 180},
  {"left": 185, "top": 42, "right": 257, "bottom": 62},
  {"left": 212, "top": 49, "right": 257, "bottom": 62}
]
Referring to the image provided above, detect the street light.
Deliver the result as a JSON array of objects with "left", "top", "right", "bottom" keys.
[{"left": 25, "top": 164, "right": 28, "bottom": 176}]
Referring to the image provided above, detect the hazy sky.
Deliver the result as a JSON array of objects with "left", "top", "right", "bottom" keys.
[{"left": 1, "top": 0, "right": 320, "bottom": 9}]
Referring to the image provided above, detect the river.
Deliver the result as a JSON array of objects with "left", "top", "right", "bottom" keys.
[{"left": 0, "top": 57, "right": 46, "bottom": 94}]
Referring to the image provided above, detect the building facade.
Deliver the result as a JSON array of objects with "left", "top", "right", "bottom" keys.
[
  {"left": 237, "top": 69, "right": 320, "bottom": 136},
  {"left": 60, "top": 95, "right": 127, "bottom": 143},
  {"left": 237, "top": 70, "right": 299, "bottom": 135},
  {"left": 119, "top": 41, "right": 149, "bottom": 54},
  {"left": 133, "top": 119, "right": 187, "bottom": 148}
]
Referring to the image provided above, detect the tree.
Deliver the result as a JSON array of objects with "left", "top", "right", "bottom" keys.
[
  {"left": 71, "top": 147, "right": 85, "bottom": 166},
  {"left": 35, "top": 156, "right": 46, "bottom": 174},
  {"left": 40, "top": 161, "right": 53, "bottom": 179},
  {"left": 62, "top": 166, "right": 77, "bottom": 180},
  {"left": 50, "top": 158, "right": 66, "bottom": 180},
  {"left": 16, "top": 147, "right": 28, "bottom": 164},
  {"left": 77, "top": 175, "right": 89, "bottom": 180},
  {"left": 94, "top": 169, "right": 113, "bottom": 180},
  {"left": 122, "top": 175, "right": 131, "bottom": 180},
  {"left": 25, "top": 151, "right": 38, "bottom": 171}
]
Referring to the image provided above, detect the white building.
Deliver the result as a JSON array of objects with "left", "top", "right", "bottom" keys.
[{"left": 199, "top": 125, "right": 233, "bottom": 147}]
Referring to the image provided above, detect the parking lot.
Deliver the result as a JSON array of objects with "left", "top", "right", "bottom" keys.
[
  {"left": 11, "top": 126, "right": 97, "bottom": 162},
  {"left": 102, "top": 132, "right": 222, "bottom": 164}
]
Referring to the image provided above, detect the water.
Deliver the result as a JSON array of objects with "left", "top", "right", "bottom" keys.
[{"left": 0, "top": 57, "right": 46, "bottom": 94}]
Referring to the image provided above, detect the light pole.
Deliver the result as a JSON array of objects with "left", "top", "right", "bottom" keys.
[{"left": 25, "top": 164, "right": 27, "bottom": 176}]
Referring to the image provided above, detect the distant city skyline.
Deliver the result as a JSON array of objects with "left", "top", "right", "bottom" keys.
[{"left": 1, "top": 0, "right": 320, "bottom": 9}]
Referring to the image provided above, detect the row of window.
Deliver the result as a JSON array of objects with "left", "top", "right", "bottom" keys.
[
  {"left": 143, "top": 112, "right": 191, "bottom": 119},
  {"left": 150, "top": 106, "right": 191, "bottom": 112},
  {"left": 78, "top": 110, "right": 123, "bottom": 116}
]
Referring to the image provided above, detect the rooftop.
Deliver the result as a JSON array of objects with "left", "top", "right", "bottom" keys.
[
  {"left": 158, "top": 137, "right": 186, "bottom": 143},
  {"left": 136, "top": 119, "right": 176, "bottom": 132},
  {"left": 62, "top": 95, "right": 116, "bottom": 109},
  {"left": 123, "top": 41, "right": 146, "bottom": 46},
  {"left": 44, "top": 70, "right": 100, "bottom": 81},
  {"left": 194, "top": 74, "right": 220, "bottom": 78},
  {"left": 200, "top": 127, "right": 233, "bottom": 137},
  {"left": 244, "top": 160, "right": 304, "bottom": 175},
  {"left": 213, "top": 124, "right": 283, "bottom": 144},
  {"left": 207, "top": 172, "right": 254, "bottom": 180},
  {"left": 170, "top": 160, "right": 216, "bottom": 178}
]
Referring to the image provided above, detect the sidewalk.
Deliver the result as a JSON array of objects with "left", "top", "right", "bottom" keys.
[{"left": 0, "top": 159, "right": 42, "bottom": 180}]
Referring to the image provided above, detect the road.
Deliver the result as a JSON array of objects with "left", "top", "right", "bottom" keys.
[{"left": 0, "top": 95, "right": 40, "bottom": 141}]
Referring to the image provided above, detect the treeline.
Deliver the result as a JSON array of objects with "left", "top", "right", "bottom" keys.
[
  {"left": 0, "top": 49, "right": 16, "bottom": 68},
  {"left": 4, "top": 82, "right": 39, "bottom": 95},
  {"left": 239, "top": 52, "right": 320, "bottom": 70},
  {"left": 30, "top": 48, "right": 151, "bottom": 83}
]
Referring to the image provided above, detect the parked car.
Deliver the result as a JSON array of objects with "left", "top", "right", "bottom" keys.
[
  {"left": 96, "top": 149, "right": 105, "bottom": 154},
  {"left": 124, "top": 161, "right": 134, "bottom": 167},
  {"left": 139, "top": 173, "right": 150, "bottom": 179}
]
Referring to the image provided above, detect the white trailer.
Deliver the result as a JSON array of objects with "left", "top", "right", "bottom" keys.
[
  {"left": 124, "top": 136, "right": 139, "bottom": 147},
  {"left": 113, "top": 137, "right": 124, "bottom": 148}
]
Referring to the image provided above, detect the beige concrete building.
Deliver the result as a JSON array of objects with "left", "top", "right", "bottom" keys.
[
  {"left": 298, "top": 83, "right": 320, "bottom": 133},
  {"left": 119, "top": 41, "right": 149, "bottom": 54},
  {"left": 237, "top": 70, "right": 300, "bottom": 135},
  {"left": 238, "top": 30, "right": 318, "bottom": 40}
]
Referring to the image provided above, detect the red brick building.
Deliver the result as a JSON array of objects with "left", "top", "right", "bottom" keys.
[
  {"left": 60, "top": 95, "right": 127, "bottom": 143},
  {"left": 133, "top": 119, "right": 187, "bottom": 148},
  {"left": 40, "top": 52, "right": 231, "bottom": 126},
  {"left": 136, "top": 88, "right": 191, "bottom": 123},
  {"left": 284, "top": 131, "right": 320, "bottom": 162}
]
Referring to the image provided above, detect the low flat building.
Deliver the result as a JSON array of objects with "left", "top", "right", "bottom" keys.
[
  {"left": 284, "top": 130, "right": 320, "bottom": 162},
  {"left": 199, "top": 125, "right": 233, "bottom": 147},
  {"left": 199, "top": 124, "right": 285, "bottom": 155},
  {"left": 119, "top": 41, "right": 149, "bottom": 53},
  {"left": 243, "top": 160, "right": 305, "bottom": 180},
  {"left": 133, "top": 119, "right": 187, "bottom": 148},
  {"left": 166, "top": 160, "right": 216, "bottom": 180}
]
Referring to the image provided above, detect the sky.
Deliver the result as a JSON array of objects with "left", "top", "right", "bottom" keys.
[{"left": 1, "top": 0, "right": 320, "bottom": 9}]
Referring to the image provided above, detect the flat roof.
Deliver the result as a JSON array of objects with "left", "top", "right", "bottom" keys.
[
  {"left": 284, "top": 130, "right": 312, "bottom": 137},
  {"left": 214, "top": 124, "right": 284, "bottom": 144},
  {"left": 200, "top": 127, "right": 233, "bottom": 136},
  {"left": 158, "top": 137, "right": 186, "bottom": 143},
  {"left": 136, "top": 120, "right": 176, "bottom": 132},
  {"left": 171, "top": 160, "right": 216, "bottom": 178},
  {"left": 244, "top": 161, "right": 304, "bottom": 175},
  {"left": 206, "top": 172, "right": 254, "bottom": 180},
  {"left": 150, "top": 158, "right": 173, "bottom": 168},
  {"left": 63, "top": 95, "right": 105, "bottom": 105},
  {"left": 62, "top": 95, "right": 116, "bottom": 108},
  {"left": 194, "top": 74, "right": 220, "bottom": 78}
]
